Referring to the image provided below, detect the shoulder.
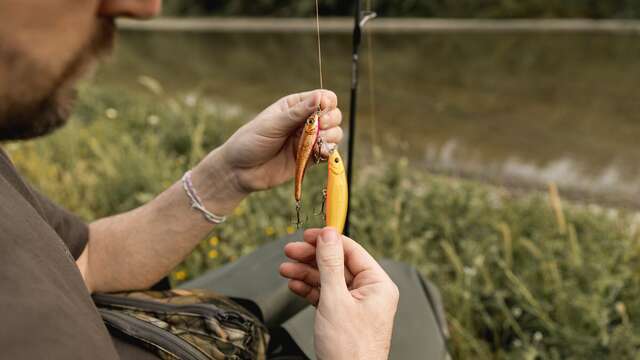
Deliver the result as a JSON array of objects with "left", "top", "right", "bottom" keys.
[{"left": 0, "top": 145, "right": 48, "bottom": 217}]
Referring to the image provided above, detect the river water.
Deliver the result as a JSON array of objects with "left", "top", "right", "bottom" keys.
[{"left": 95, "top": 30, "right": 640, "bottom": 207}]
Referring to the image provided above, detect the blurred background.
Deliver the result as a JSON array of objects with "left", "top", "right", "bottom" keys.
[
  {"left": 104, "top": 1, "right": 640, "bottom": 208},
  {"left": 7, "top": 1, "right": 640, "bottom": 358},
  {"left": 162, "top": 1, "right": 640, "bottom": 18}
]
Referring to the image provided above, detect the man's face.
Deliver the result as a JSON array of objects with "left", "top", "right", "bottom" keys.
[{"left": 0, "top": 0, "right": 161, "bottom": 141}]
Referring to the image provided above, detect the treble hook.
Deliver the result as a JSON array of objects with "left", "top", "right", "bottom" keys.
[
  {"left": 313, "top": 187, "right": 328, "bottom": 217},
  {"left": 314, "top": 138, "right": 324, "bottom": 164},
  {"left": 319, "top": 188, "right": 327, "bottom": 216},
  {"left": 295, "top": 201, "right": 303, "bottom": 229}
]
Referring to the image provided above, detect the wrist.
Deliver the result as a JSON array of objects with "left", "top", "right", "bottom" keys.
[{"left": 190, "top": 149, "right": 248, "bottom": 216}]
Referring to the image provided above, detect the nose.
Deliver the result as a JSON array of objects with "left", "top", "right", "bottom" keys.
[{"left": 98, "top": 0, "right": 162, "bottom": 19}]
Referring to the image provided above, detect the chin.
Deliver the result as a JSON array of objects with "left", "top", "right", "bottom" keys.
[
  {"left": 0, "top": 85, "right": 76, "bottom": 141},
  {"left": 0, "top": 18, "right": 112, "bottom": 142}
]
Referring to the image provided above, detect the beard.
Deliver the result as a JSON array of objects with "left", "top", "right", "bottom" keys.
[{"left": 0, "top": 18, "right": 115, "bottom": 141}]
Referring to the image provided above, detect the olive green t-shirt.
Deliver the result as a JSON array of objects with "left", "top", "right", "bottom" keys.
[{"left": 0, "top": 148, "right": 156, "bottom": 359}]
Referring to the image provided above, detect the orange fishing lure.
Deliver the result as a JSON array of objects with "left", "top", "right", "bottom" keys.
[
  {"left": 292, "top": 107, "right": 349, "bottom": 232},
  {"left": 294, "top": 108, "right": 320, "bottom": 204}
]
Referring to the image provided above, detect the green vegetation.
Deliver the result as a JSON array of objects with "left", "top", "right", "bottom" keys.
[
  {"left": 99, "top": 31, "right": 640, "bottom": 204},
  {"left": 6, "top": 84, "right": 640, "bottom": 358},
  {"left": 164, "top": 0, "right": 640, "bottom": 19}
]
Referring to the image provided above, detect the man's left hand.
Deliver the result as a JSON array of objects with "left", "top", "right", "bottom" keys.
[{"left": 191, "top": 89, "right": 342, "bottom": 215}]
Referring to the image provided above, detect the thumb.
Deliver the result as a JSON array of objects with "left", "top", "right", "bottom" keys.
[{"left": 316, "top": 227, "right": 349, "bottom": 295}]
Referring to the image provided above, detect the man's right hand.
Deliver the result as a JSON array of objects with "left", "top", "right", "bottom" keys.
[{"left": 280, "top": 228, "right": 399, "bottom": 360}]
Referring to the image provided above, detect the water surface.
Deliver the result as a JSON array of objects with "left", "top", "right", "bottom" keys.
[{"left": 95, "top": 30, "right": 640, "bottom": 207}]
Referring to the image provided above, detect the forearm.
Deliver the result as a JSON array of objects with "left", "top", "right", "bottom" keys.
[
  {"left": 75, "top": 90, "right": 340, "bottom": 293},
  {"left": 79, "top": 150, "right": 246, "bottom": 293}
]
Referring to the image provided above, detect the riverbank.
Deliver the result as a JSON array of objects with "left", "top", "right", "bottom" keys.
[
  {"left": 118, "top": 17, "right": 640, "bottom": 33},
  {"left": 94, "top": 29, "right": 640, "bottom": 212}
]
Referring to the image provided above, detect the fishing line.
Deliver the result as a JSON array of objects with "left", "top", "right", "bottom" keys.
[
  {"left": 294, "top": 1, "right": 326, "bottom": 229},
  {"left": 315, "top": 0, "right": 324, "bottom": 89},
  {"left": 365, "top": 0, "right": 378, "bottom": 150}
]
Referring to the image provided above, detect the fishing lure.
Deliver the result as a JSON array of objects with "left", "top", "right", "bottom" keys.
[
  {"left": 325, "top": 148, "right": 348, "bottom": 234},
  {"left": 294, "top": 108, "right": 321, "bottom": 223}
]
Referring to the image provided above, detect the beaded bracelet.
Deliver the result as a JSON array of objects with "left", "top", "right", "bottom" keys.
[{"left": 181, "top": 170, "right": 227, "bottom": 224}]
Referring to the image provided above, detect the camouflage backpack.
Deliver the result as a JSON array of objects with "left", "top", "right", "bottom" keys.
[{"left": 93, "top": 289, "right": 269, "bottom": 360}]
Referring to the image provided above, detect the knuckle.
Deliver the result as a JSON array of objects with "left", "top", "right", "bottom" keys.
[
  {"left": 319, "top": 252, "right": 343, "bottom": 269},
  {"left": 302, "top": 268, "right": 314, "bottom": 282},
  {"left": 325, "top": 127, "right": 341, "bottom": 139},
  {"left": 388, "top": 282, "right": 400, "bottom": 304},
  {"left": 321, "top": 90, "right": 338, "bottom": 106},
  {"left": 335, "top": 108, "right": 343, "bottom": 121}
]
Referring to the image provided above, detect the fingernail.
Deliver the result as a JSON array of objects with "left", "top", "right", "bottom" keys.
[{"left": 319, "top": 228, "right": 338, "bottom": 244}]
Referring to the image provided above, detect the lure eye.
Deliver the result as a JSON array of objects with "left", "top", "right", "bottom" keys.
[{"left": 334, "top": 158, "right": 340, "bottom": 163}]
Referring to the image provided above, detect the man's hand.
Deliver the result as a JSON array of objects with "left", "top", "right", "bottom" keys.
[
  {"left": 190, "top": 89, "right": 342, "bottom": 214},
  {"left": 280, "top": 228, "right": 399, "bottom": 360},
  {"left": 81, "top": 91, "right": 341, "bottom": 294}
]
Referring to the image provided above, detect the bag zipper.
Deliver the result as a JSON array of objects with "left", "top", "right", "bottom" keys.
[
  {"left": 93, "top": 293, "right": 256, "bottom": 329},
  {"left": 99, "top": 309, "right": 210, "bottom": 360}
]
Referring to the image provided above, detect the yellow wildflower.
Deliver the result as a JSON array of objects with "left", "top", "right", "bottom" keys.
[
  {"left": 286, "top": 226, "right": 295, "bottom": 234},
  {"left": 208, "top": 249, "right": 219, "bottom": 259},
  {"left": 209, "top": 236, "right": 219, "bottom": 247},
  {"left": 174, "top": 271, "right": 187, "bottom": 281},
  {"left": 265, "top": 226, "right": 275, "bottom": 236},
  {"left": 234, "top": 205, "right": 245, "bottom": 216}
]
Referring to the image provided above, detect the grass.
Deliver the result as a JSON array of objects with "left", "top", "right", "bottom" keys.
[{"left": 5, "top": 83, "right": 640, "bottom": 359}]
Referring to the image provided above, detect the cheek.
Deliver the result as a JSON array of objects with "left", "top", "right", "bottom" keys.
[
  {"left": 0, "top": 0, "right": 101, "bottom": 107},
  {"left": 0, "top": 0, "right": 100, "bottom": 84},
  {"left": 0, "top": 45, "right": 59, "bottom": 118}
]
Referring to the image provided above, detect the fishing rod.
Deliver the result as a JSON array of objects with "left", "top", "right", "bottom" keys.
[{"left": 344, "top": 1, "right": 376, "bottom": 237}]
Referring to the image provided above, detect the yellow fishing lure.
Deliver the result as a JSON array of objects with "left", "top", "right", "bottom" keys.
[{"left": 325, "top": 149, "right": 348, "bottom": 234}]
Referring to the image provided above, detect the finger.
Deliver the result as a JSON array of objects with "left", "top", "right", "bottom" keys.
[
  {"left": 316, "top": 228, "right": 349, "bottom": 295},
  {"left": 284, "top": 242, "right": 317, "bottom": 263},
  {"left": 318, "top": 127, "right": 343, "bottom": 146},
  {"left": 303, "top": 229, "right": 356, "bottom": 284},
  {"left": 303, "top": 228, "right": 323, "bottom": 244},
  {"left": 318, "top": 89, "right": 338, "bottom": 111},
  {"left": 284, "top": 89, "right": 337, "bottom": 115},
  {"left": 287, "top": 89, "right": 337, "bottom": 110},
  {"left": 283, "top": 93, "right": 322, "bottom": 130},
  {"left": 319, "top": 108, "right": 342, "bottom": 130},
  {"left": 288, "top": 280, "right": 320, "bottom": 306},
  {"left": 307, "top": 228, "right": 386, "bottom": 283},
  {"left": 280, "top": 262, "right": 321, "bottom": 286},
  {"left": 280, "top": 259, "right": 354, "bottom": 288},
  {"left": 257, "top": 90, "right": 338, "bottom": 138},
  {"left": 318, "top": 142, "right": 337, "bottom": 161},
  {"left": 341, "top": 236, "right": 388, "bottom": 283}
]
